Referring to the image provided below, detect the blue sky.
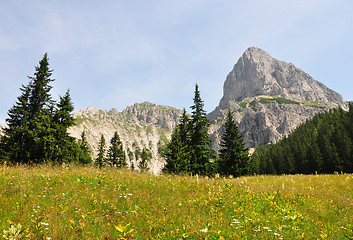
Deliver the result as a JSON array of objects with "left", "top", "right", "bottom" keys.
[{"left": 1, "top": 0, "right": 353, "bottom": 126}]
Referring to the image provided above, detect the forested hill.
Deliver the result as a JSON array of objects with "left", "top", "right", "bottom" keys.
[{"left": 251, "top": 104, "right": 353, "bottom": 174}]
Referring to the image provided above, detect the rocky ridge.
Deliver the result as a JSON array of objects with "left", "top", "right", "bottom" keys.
[
  {"left": 69, "top": 47, "right": 349, "bottom": 172},
  {"left": 68, "top": 102, "right": 182, "bottom": 174},
  {"left": 208, "top": 47, "right": 348, "bottom": 150},
  {"left": 219, "top": 47, "right": 347, "bottom": 109}
]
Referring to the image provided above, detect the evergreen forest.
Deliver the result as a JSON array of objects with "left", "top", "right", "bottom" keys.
[{"left": 251, "top": 106, "right": 353, "bottom": 174}]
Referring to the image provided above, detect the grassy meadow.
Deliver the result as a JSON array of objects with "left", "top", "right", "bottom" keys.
[{"left": 0, "top": 164, "right": 352, "bottom": 239}]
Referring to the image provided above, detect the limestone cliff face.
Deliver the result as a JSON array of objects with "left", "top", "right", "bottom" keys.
[
  {"left": 68, "top": 102, "right": 182, "bottom": 174},
  {"left": 209, "top": 97, "right": 325, "bottom": 149},
  {"left": 219, "top": 47, "right": 347, "bottom": 110},
  {"left": 209, "top": 47, "right": 348, "bottom": 150}
]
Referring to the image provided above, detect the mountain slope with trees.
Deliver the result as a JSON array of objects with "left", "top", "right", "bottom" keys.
[
  {"left": 208, "top": 47, "right": 348, "bottom": 150},
  {"left": 251, "top": 105, "right": 353, "bottom": 174},
  {"left": 67, "top": 102, "right": 182, "bottom": 173}
]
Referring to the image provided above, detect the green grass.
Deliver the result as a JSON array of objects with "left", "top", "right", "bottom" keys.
[
  {"left": 0, "top": 164, "right": 352, "bottom": 239},
  {"left": 301, "top": 100, "right": 327, "bottom": 109},
  {"left": 249, "top": 100, "right": 257, "bottom": 111},
  {"left": 259, "top": 97, "right": 300, "bottom": 105},
  {"left": 239, "top": 101, "right": 248, "bottom": 108}
]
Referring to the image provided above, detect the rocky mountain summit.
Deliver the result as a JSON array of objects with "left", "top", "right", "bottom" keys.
[
  {"left": 209, "top": 47, "right": 348, "bottom": 149},
  {"left": 68, "top": 102, "right": 182, "bottom": 173},
  {"left": 219, "top": 47, "right": 347, "bottom": 109},
  {"left": 68, "top": 47, "right": 349, "bottom": 172}
]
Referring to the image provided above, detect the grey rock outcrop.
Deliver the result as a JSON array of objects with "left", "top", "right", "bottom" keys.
[
  {"left": 219, "top": 47, "right": 347, "bottom": 110},
  {"left": 68, "top": 102, "right": 182, "bottom": 174},
  {"left": 209, "top": 47, "right": 348, "bottom": 150},
  {"left": 209, "top": 98, "right": 325, "bottom": 149}
]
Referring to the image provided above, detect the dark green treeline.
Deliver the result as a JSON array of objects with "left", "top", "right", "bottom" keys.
[{"left": 251, "top": 105, "right": 353, "bottom": 174}]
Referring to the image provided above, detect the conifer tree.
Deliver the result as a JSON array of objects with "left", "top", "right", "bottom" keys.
[
  {"left": 1, "top": 84, "right": 31, "bottom": 162},
  {"left": 163, "top": 126, "right": 189, "bottom": 174},
  {"left": 52, "top": 90, "right": 76, "bottom": 163},
  {"left": 107, "top": 131, "right": 127, "bottom": 168},
  {"left": 218, "top": 109, "right": 249, "bottom": 177},
  {"left": 163, "top": 109, "right": 190, "bottom": 174},
  {"left": 96, "top": 134, "right": 106, "bottom": 168},
  {"left": 1, "top": 54, "right": 56, "bottom": 163},
  {"left": 0, "top": 53, "right": 83, "bottom": 164},
  {"left": 130, "top": 159, "right": 135, "bottom": 171},
  {"left": 27, "top": 53, "right": 54, "bottom": 121},
  {"left": 139, "top": 148, "right": 151, "bottom": 172},
  {"left": 188, "top": 84, "right": 216, "bottom": 175},
  {"left": 77, "top": 131, "right": 92, "bottom": 164}
]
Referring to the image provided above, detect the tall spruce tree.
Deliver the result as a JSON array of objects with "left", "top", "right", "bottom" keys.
[
  {"left": 188, "top": 84, "right": 216, "bottom": 175},
  {"left": 218, "top": 109, "right": 249, "bottom": 177},
  {"left": 107, "top": 131, "right": 127, "bottom": 168},
  {"left": 1, "top": 84, "right": 31, "bottom": 162},
  {"left": 52, "top": 90, "right": 76, "bottom": 163},
  {"left": 96, "top": 134, "right": 106, "bottom": 168},
  {"left": 139, "top": 148, "right": 151, "bottom": 172},
  {"left": 77, "top": 131, "right": 92, "bottom": 164},
  {"left": 27, "top": 53, "right": 54, "bottom": 121},
  {"left": 0, "top": 53, "right": 85, "bottom": 164},
  {"left": 163, "top": 109, "right": 190, "bottom": 174},
  {"left": 0, "top": 53, "right": 73, "bottom": 163}
]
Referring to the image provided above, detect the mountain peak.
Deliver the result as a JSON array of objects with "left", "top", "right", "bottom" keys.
[
  {"left": 244, "top": 46, "right": 267, "bottom": 54},
  {"left": 219, "top": 47, "right": 347, "bottom": 110}
]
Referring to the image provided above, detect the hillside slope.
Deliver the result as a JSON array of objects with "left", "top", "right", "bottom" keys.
[{"left": 68, "top": 102, "right": 182, "bottom": 173}]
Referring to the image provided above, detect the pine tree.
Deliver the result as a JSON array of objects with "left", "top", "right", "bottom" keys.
[
  {"left": 107, "top": 131, "right": 127, "bottom": 168},
  {"left": 218, "top": 109, "right": 249, "bottom": 177},
  {"left": 163, "top": 109, "right": 190, "bottom": 174},
  {"left": 188, "top": 84, "right": 216, "bottom": 176},
  {"left": 27, "top": 53, "right": 54, "bottom": 121},
  {"left": 96, "top": 134, "right": 106, "bottom": 168},
  {"left": 52, "top": 90, "right": 76, "bottom": 163},
  {"left": 1, "top": 84, "right": 31, "bottom": 162},
  {"left": 139, "top": 148, "right": 151, "bottom": 172},
  {"left": 178, "top": 109, "right": 190, "bottom": 144},
  {"left": 163, "top": 127, "right": 189, "bottom": 174},
  {"left": 1, "top": 54, "right": 55, "bottom": 163},
  {"left": 77, "top": 131, "right": 92, "bottom": 164},
  {"left": 0, "top": 53, "right": 85, "bottom": 164}
]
